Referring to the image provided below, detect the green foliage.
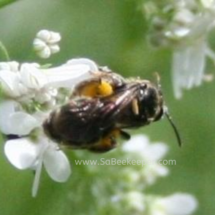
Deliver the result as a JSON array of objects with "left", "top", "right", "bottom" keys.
[
  {"left": 0, "top": 0, "right": 17, "bottom": 9},
  {"left": 0, "top": 0, "right": 214, "bottom": 215}
]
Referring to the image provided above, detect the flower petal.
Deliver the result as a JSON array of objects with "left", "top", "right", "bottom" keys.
[
  {"left": 172, "top": 48, "right": 188, "bottom": 99},
  {"left": 187, "top": 41, "right": 206, "bottom": 87},
  {"left": 0, "top": 61, "right": 19, "bottom": 71},
  {"left": 0, "top": 100, "right": 40, "bottom": 135},
  {"left": 0, "top": 100, "right": 18, "bottom": 134},
  {"left": 160, "top": 193, "right": 198, "bottom": 215},
  {"left": 144, "top": 143, "right": 168, "bottom": 161},
  {"left": 0, "top": 70, "right": 21, "bottom": 97},
  {"left": 122, "top": 135, "right": 149, "bottom": 152},
  {"left": 4, "top": 138, "right": 39, "bottom": 169},
  {"left": 66, "top": 58, "right": 98, "bottom": 72},
  {"left": 38, "top": 47, "right": 51, "bottom": 59},
  {"left": 49, "top": 31, "right": 61, "bottom": 43},
  {"left": 33, "top": 38, "right": 46, "bottom": 51},
  {"left": 20, "top": 63, "right": 47, "bottom": 89},
  {"left": 172, "top": 41, "right": 206, "bottom": 99},
  {"left": 50, "top": 44, "right": 60, "bottom": 54},
  {"left": 8, "top": 112, "right": 40, "bottom": 135},
  {"left": 43, "top": 146, "right": 71, "bottom": 182},
  {"left": 37, "top": 30, "right": 51, "bottom": 41},
  {"left": 43, "top": 64, "right": 94, "bottom": 88}
]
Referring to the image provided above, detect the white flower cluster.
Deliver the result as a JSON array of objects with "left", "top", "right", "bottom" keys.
[
  {"left": 122, "top": 135, "right": 169, "bottom": 186},
  {"left": 89, "top": 135, "right": 198, "bottom": 215},
  {"left": 143, "top": 0, "right": 215, "bottom": 98},
  {"left": 0, "top": 53, "right": 98, "bottom": 196}
]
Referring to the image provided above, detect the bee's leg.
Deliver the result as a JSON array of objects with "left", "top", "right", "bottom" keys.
[
  {"left": 131, "top": 98, "right": 139, "bottom": 115},
  {"left": 120, "top": 130, "right": 130, "bottom": 140},
  {"left": 88, "top": 129, "right": 130, "bottom": 153},
  {"left": 88, "top": 129, "right": 120, "bottom": 153}
]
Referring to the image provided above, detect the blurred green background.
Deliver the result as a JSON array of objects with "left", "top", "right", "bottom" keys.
[{"left": 0, "top": 0, "right": 214, "bottom": 214}]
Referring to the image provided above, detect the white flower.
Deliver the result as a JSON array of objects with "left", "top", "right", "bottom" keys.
[
  {"left": 4, "top": 136, "right": 71, "bottom": 197},
  {"left": 0, "top": 58, "right": 98, "bottom": 104},
  {"left": 122, "top": 135, "right": 169, "bottom": 185},
  {"left": 33, "top": 30, "right": 61, "bottom": 58},
  {"left": 149, "top": 193, "right": 198, "bottom": 215},
  {"left": 171, "top": 8, "right": 214, "bottom": 98},
  {"left": 144, "top": 1, "right": 215, "bottom": 98}
]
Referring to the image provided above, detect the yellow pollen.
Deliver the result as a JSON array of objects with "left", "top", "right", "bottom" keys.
[
  {"left": 97, "top": 81, "right": 113, "bottom": 97},
  {"left": 101, "top": 129, "right": 120, "bottom": 147},
  {"left": 79, "top": 80, "right": 113, "bottom": 97}
]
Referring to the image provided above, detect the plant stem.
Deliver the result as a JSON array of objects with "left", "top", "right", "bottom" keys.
[{"left": 0, "top": 40, "right": 10, "bottom": 61}]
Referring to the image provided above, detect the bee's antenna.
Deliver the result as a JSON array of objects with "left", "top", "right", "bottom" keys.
[
  {"left": 164, "top": 109, "right": 182, "bottom": 147},
  {"left": 152, "top": 74, "right": 181, "bottom": 146}
]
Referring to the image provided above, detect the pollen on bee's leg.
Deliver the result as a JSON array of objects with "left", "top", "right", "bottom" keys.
[
  {"left": 88, "top": 129, "right": 120, "bottom": 153},
  {"left": 100, "top": 129, "right": 119, "bottom": 147},
  {"left": 78, "top": 82, "right": 100, "bottom": 97},
  {"left": 77, "top": 80, "right": 113, "bottom": 98},
  {"left": 97, "top": 80, "right": 113, "bottom": 97}
]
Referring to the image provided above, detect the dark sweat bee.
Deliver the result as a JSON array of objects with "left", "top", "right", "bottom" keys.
[{"left": 43, "top": 67, "right": 181, "bottom": 153}]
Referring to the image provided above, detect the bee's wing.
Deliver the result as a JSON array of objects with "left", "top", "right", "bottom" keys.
[{"left": 99, "top": 84, "right": 140, "bottom": 128}]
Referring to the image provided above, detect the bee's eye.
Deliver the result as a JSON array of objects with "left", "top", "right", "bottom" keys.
[
  {"left": 139, "top": 87, "right": 160, "bottom": 118},
  {"left": 142, "top": 87, "right": 157, "bottom": 103},
  {"left": 138, "top": 84, "right": 147, "bottom": 98}
]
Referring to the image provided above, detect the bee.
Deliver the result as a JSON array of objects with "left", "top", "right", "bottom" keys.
[{"left": 43, "top": 68, "right": 181, "bottom": 152}]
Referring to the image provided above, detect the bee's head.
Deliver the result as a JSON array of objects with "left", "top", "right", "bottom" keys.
[
  {"left": 136, "top": 80, "right": 181, "bottom": 147},
  {"left": 137, "top": 81, "right": 164, "bottom": 122},
  {"left": 137, "top": 78, "right": 182, "bottom": 147}
]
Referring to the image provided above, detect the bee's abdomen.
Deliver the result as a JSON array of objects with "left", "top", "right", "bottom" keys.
[{"left": 43, "top": 99, "right": 111, "bottom": 148}]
